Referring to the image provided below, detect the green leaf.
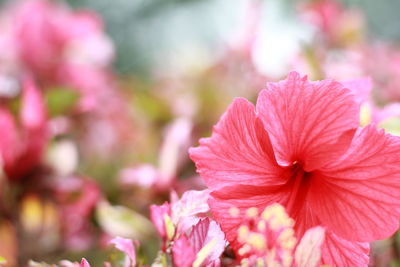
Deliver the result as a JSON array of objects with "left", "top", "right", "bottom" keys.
[{"left": 96, "top": 201, "right": 155, "bottom": 240}]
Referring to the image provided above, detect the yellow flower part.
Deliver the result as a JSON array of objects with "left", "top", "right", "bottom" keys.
[{"left": 235, "top": 203, "right": 297, "bottom": 267}]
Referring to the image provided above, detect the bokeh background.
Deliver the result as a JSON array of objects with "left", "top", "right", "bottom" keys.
[
  {"left": 1, "top": 0, "right": 398, "bottom": 76},
  {"left": 0, "top": 0, "right": 400, "bottom": 266}
]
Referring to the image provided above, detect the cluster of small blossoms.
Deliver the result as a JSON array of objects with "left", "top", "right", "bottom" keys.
[{"left": 233, "top": 204, "right": 297, "bottom": 266}]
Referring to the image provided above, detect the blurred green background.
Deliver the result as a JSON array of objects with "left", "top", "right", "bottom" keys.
[{"left": 1, "top": 0, "right": 397, "bottom": 78}]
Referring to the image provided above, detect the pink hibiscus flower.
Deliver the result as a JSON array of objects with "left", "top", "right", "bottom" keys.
[{"left": 190, "top": 71, "right": 400, "bottom": 266}]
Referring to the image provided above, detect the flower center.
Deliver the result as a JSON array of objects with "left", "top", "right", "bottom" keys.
[{"left": 285, "top": 162, "right": 312, "bottom": 217}]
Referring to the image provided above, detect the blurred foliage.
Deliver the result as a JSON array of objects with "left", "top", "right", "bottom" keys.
[
  {"left": 342, "top": 0, "right": 400, "bottom": 41},
  {"left": 69, "top": 0, "right": 400, "bottom": 75},
  {"left": 0, "top": 0, "right": 396, "bottom": 76},
  {"left": 45, "top": 88, "right": 79, "bottom": 117}
]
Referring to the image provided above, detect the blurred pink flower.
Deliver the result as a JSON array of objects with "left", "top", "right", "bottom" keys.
[
  {"left": 11, "top": 0, "right": 113, "bottom": 83},
  {"left": 57, "top": 65, "right": 115, "bottom": 111},
  {"left": 0, "top": 0, "right": 136, "bottom": 158},
  {"left": 12, "top": 0, "right": 61, "bottom": 81},
  {"left": 1, "top": 0, "right": 117, "bottom": 114},
  {"left": 363, "top": 44, "right": 400, "bottom": 103},
  {"left": 301, "top": 0, "right": 342, "bottom": 38},
  {"left": 54, "top": 177, "right": 101, "bottom": 251},
  {"left": 120, "top": 164, "right": 160, "bottom": 189},
  {"left": 190, "top": 72, "right": 400, "bottom": 266},
  {"left": 341, "top": 77, "right": 372, "bottom": 104},
  {"left": 299, "top": 0, "right": 364, "bottom": 46},
  {"left": 0, "top": 78, "right": 48, "bottom": 181},
  {"left": 120, "top": 118, "right": 192, "bottom": 190},
  {"left": 342, "top": 77, "right": 400, "bottom": 126}
]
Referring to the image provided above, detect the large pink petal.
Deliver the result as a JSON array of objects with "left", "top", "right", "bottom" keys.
[
  {"left": 285, "top": 191, "right": 320, "bottom": 238},
  {"left": 189, "top": 98, "right": 283, "bottom": 190},
  {"left": 256, "top": 71, "right": 359, "bottom": 171},
  {"left": 311, "top": 125, "right": 400, "bottom": 242},
  {"left": 321, "top": 231, "right": 369, "bottom": 267}
]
